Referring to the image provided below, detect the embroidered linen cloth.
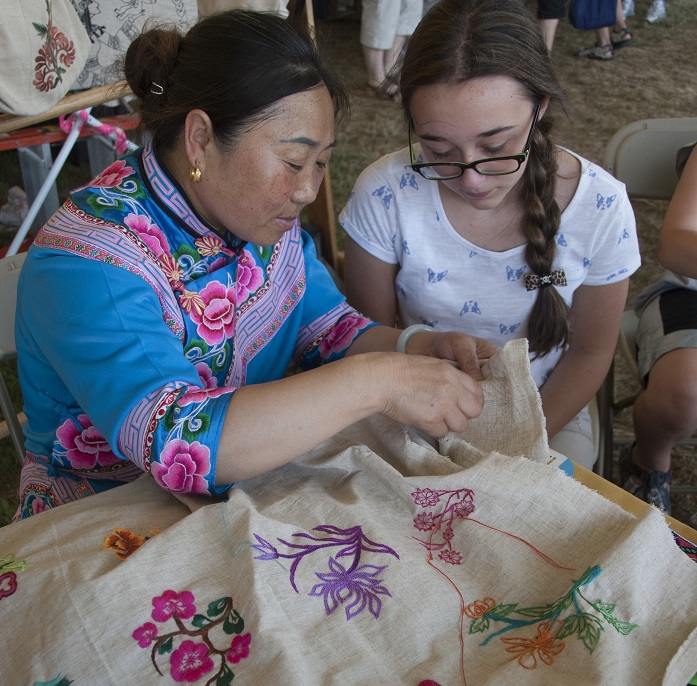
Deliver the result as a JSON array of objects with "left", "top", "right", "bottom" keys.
[{"left": 1, "top": 340, "right": 696, "bottom": 685}]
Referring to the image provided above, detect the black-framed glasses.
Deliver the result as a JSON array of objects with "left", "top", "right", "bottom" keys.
[{"left": 409, "top": 102, "right": 541, "bottom": 180}]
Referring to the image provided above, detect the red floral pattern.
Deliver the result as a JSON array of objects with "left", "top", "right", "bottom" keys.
[{"left": 32, "top": 1, "right": 77, "bottom": 93}]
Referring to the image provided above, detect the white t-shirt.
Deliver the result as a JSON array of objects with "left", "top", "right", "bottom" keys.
[{"left": 340, "top": 146, "right": 641, "bottom": 386}]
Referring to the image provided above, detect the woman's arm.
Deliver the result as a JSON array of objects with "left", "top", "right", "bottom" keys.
[
  {"left": 538, "top": 280, "right": 628, "bottom": 437},
  {"left": 658, "top": 145, "right": 697, "bottom": 278},
  {"left": 344, "top": 235, "right": 399, "bottom": 326}
]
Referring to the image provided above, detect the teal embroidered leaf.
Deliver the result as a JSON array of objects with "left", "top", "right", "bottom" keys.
[
  {"left": 157, "top": 636, "right": 174, "bottom": 654},
  {"left": 183, "top": 413, "right": 211, "bottom": 441},
  {"left": 161, "top": 404, "right": 176, "bottom": 432},
  {"left": 192, "top": 613, "right": 212, "bottom": 628},
  {"left": 515, "top": 605, "right": 553, "bottom": 619},
  {"left": 469, "top": 617, "right": 490, "bottom": 634},
  {"left": 223, "top": 609, "right": 245, "bottom": 635},
  {"left": 578, "top": 613, "right": 604, "bottom": 653},
  {"left": 555, "top": 614, "right": 580, "bottom": 640},
  {"left": 208, "top": 597, "right": 229, "bottom": 618},
  {"left": 217, "top": 664, "right": 234, "bottom": 686},
  {"left": 490, "top": 603, "right": 517, "bottom": 617}
]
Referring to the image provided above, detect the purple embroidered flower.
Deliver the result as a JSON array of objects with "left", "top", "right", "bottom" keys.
[
  {"left": 91, "top": 160, "right": 134, "bottom": 188},
  {"left": 189, "top": 281, "right": 237, "bottom": 345},
  {"left": 0, "top": 572, "right": 18, "bottom": 600},
  {"left": 177, "top": 363, "right": 228, "bottom": 406},
  {"left": 151, "top": 590, "right": 197, "bottom": 622},
  {"left": 413, "top": 512, "right": 435, "bottom": 531},
  {"left": 132, "top": 621, "right": 158, "bottom": 647},
  {"left": 56, "top": 414, "right": 120, "bottom": 469},
  {"left": 226, "top": 633, "right": 252, "bottom": 665},
  {"left": 124, "top": 213, "right": 169, "bottom": 256},
  {"left": 151, "top": 440, "right": 211, "bottom": 494},
  {"left": 438, "top": 549, "right": 463, "bottom": 565},
  {"left": 318, "top": 314, "right": 371, "bottom": 358},
  {"left": 235, "top": 250, "right": 264, "bottom": 301},
  {"left": 411, "top": 488, "right": 441, "bottom": 508},
  {"left": 308, "top": 556, "right": 391, "bottom": 620},
  {"left": 169, "top": 640, "right": 214, "bottom": 683}
]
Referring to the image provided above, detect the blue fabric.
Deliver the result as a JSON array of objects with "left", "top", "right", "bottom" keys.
[{"left": 13, "top": 145, "right": 375, "bottom": 518}]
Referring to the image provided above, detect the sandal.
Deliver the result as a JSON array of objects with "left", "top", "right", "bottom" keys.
[
  {"left": 366, "top": 81, "right": 399, "bottom": 101},
  {"left": 577, "top": 43, "right": 614, "bottom": 60},
  {"left": 611, "top": 27, "right": 633, "bottom": 49}
]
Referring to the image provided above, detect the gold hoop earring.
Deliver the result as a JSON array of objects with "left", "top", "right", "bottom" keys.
[{"left": 189, "top": 166, "right": 202, "bottom": 183}]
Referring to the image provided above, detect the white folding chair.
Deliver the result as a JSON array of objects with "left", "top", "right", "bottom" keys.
[
  {"left": 0, "top": 251, "right": 28, "bottom": 465},
  {"left": 593, "top": 117, "right": 697, "bottom": 484}
]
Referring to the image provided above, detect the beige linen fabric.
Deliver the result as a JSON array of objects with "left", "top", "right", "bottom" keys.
[{"left": 1, "top": 340, "right": 696, "bottom": 684}]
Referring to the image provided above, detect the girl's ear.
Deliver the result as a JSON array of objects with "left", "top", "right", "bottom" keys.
[
  {"left": 539, "top": 96, "right": 552, "bottom": 120},
  {"left": 183, "top": 109, "right": 214, "bottom": 173}
]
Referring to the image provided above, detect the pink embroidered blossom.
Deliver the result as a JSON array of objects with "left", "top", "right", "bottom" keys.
[
  {"left": 453, "top": 496, "right": 475, "bottom": 518},
  {"left": 178, "top": 364, "right": 229, "bottom": 406},
  {"left": 91, "top": 160, "right": 134, "bottom": 188},
  {"left": 413, "top": 512, "right": 435, "bottom": 531},
  {"left": 438, "top": 549, "right": 462, "bottom": 565},
  {"left": 151, "top": 590, "right": 197, "bottom": 622},
  {"left": 411, "top": 488, "right": 441, "bottom": 508},
  {"left": 151, "top": 440, "right": 211, "bottom": 494},
  {"left": 0, "top": 572, "right": 18, "bottom": 600},
  {"left": 318, "top": 314, "right": 371, "bottom": 358},
  {"left": 169, "top": 640, "right": 214, "bottom": 683},
  {"left": 226, "top": 633, "right": 252, "bottom": 664},
  {"left": 124, "top": 213, "right": 169, "bottom": 256},
  {"left": 442, "top": 526, "right": 454, "bottom": 542},
  {"left": 195, "top": 235, "right": 224, "bottom": 257},
  {"left": 56, "top": 415, "right": 120, "bottom": 469},
  {"left": 32, "top": 499, "right": 49, "bottom": 515},
  {"left": 189, "top": 281, "right": 237, "bottom": 345},
  {"left": 132, "top": 621, "right": 158, "bottom": 647},
  {"left": 235, "top": 250, "right": 264, "bottom": 301},
  {"left": 160, "top": 253, "right": 184, "bottom": 288}
]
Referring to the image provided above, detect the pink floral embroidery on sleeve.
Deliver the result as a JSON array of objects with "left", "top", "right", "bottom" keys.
[
  {"left": 235, "top": 250, "right": 264, "bottom": 301},
  {"left": 189, "top": 281, "right": 237, "bottom": 346},
  {"left": 318, "top": 314, "right": 372, "bottom": 358},
  {"left": 178, "top": 363, "right": 231, "bottom": 406},
  {"left": 151, "top": 439, "right": 211, "bottom": 494},
  {"left": 56, "top": 414, "right": 120, "bottom": 469}
]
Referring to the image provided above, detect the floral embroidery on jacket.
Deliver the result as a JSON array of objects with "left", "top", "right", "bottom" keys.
[
  {"left": 133, "top": 590, "right": 250, "bottom": 683},
  {"left": 252, "top": 524, "right": 399, "bottom": 620},
  {"left": 32, "top": 1, "right": 77, "bottom": 93},
  {"left": 151, "top": 439, "right": 211, "bottom": 494},
  {"left": 55, "top": 414, "right": 120, "bottom": 469}
]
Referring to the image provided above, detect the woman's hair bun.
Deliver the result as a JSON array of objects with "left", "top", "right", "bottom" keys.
[{"left": 124, "top": 25, "right": 182, "bottom": 101}]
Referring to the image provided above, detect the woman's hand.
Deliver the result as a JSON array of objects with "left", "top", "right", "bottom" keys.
[
  {"left": 370, "top": 351, "right": 487, "bottom": 438},
  {"left": 403, "top": 329, "right": 500, "bottom": 380}
]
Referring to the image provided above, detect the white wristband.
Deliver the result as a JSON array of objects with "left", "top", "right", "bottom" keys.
[{"left": 396, "top": 324, "right": 434, "bottom": 354}]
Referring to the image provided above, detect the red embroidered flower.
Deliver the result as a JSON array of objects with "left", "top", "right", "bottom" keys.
[
  {"left": 151, "top": 590, "right": 197, "bottom": 622},
  {"left": 0, "top": 572, "right": 18, "bottom": 600},
  {"left": 132, "top": 621, "right": 158, "bottom": 648},
  {"left": 91, "top": 160, "right": 135, "bottom": 189},
  {"left": 413, "top": 512, "right": 435, "bottom": 531},
  {"left": 151, "top": 439, "right": 211, "bottom": 494},
  {"left": 32, "top": 19, "right": 76, "bottom": 92},
  {"left": 438, "top": 549, "right": 463, "bottom": 565},
  {"left": 56, "top": 414, "right": 120, "bottom": 469},
  {"left": 235, "top": 250, "right": 264, "bottom": 301},
  {"left": 411, "top": 487, "right": 441, "bottom": 508},
  {"left": 318, "top": 314, "right": 371, "bottom": 358},
  {"left": 170, "top": 640, "right": 214, "bottom": 682},
  {"left": 189, "top": 281, "right": 237, "bottom": 346},
  {"left": 226, "top": 633, "right": 252, "bottom": 665}
]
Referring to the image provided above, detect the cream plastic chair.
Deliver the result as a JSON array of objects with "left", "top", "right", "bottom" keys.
[
  {"left": 0, "top": 251, "right": 28, "bottom": 464},
  {"left": 593, "top": 117, "right": 697, "bottom": 483}
]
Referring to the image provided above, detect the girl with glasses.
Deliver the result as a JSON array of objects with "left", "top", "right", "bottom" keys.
[{"left": 340, "top": 0, "right": 641, "bottom": 470}]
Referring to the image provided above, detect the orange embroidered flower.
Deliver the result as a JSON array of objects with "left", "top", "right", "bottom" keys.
[
  {"left": 501, "top": 619, "right": 565, "bottom": 670},
  {"left": 179, "top": 290, "right": 205, "bottom": 316},
  {"left": 102, "top": 528, "right": 146, "bottom": 560},
  {"left": 464, "top": 597, "right": 496, "bottom": 619}
]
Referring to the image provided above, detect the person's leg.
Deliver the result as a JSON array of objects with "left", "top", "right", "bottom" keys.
[
  {"left": 578, "top": 26, "right": 614, "bottom": 59},
  {"left": 360, "top": 0, "right": 399, "bottom": 91},
  {"left": 549, "top": 406, "right": 596, "bottom": 471},
  {"left": 539, "top": 18, "right": 559, "bottom": 52},
  {"left": 632, "top": 348, "right": 697, "bottom": 472},
  {"left": 611, "top": 0, "right": 633, "bottom": 47}
]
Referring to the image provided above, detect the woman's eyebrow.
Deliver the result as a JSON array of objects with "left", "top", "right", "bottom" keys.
[
  {"left": 280, "top": 136, "right": 337, "bottom": 149},
  {"left": 418, "top": 125, "right": 516, "bottom": 143}
]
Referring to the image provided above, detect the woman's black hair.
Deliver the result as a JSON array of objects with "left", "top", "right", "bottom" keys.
[{"left": 124, "top": 10, "right": 349, "bottom": 153}]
